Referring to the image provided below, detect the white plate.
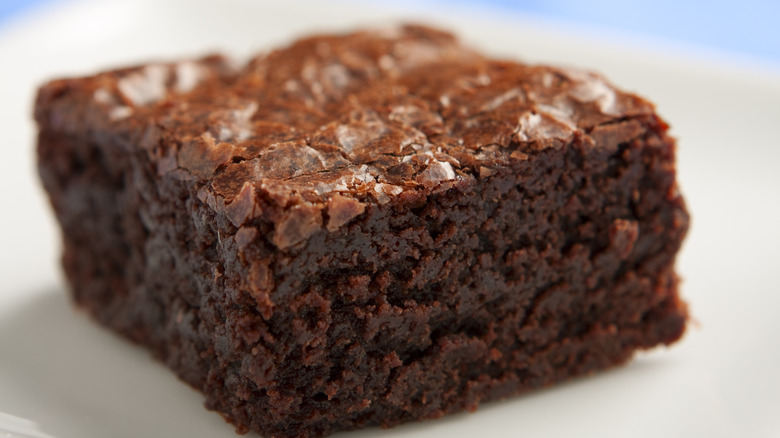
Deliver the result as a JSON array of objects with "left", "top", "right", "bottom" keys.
[{"left": 1, "top": 1, "right": 779, "bottom": 437}]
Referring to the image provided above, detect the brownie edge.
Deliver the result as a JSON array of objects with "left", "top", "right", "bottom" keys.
[{"left": 36, "top": 24, "right": 688, "bottom": 437}]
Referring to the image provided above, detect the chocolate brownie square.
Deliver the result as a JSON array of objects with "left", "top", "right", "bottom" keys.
[{"left": 36, "top": 25, "right": 688, "bottom": 437}]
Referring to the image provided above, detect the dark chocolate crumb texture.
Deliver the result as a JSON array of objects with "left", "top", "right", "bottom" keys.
[{"left": 36, "top": 25, "right": 688, "bottom": 437}]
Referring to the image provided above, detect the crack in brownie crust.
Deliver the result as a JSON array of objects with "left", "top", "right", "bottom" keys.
[{"left": 36, "top": 25, "right": 688, "bottom": 437}]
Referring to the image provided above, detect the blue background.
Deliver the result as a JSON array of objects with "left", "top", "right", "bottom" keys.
[{"left": 2, "top": 0, "right": 779, "bottom": 64}]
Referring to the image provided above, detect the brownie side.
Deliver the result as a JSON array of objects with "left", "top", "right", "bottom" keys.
[
  {"left": 36, "top": 25, "right": 688, "bottom": 438},
  {"left": 36, "top": 119, "right": 687, "bottom": 437}
]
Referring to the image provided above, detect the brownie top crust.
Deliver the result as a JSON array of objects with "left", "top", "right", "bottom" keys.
[{"left": 35, "top": 24, "right": 660, "bottom": 249}]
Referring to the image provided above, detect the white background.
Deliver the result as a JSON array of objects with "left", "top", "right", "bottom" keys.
[{"left": 0, "top": 1, "right": 778, "bottom": 437}]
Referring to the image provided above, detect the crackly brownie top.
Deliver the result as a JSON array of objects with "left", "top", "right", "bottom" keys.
[{"left": 36, "top": 24, "right": 658, "bottom": 248}]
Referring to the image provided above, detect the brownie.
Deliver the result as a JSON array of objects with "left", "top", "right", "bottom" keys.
[{"left": 35, "top": 25, "right": 688, "bottom": 437}]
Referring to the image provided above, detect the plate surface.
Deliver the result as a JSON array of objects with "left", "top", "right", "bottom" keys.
[{"left": 1, "top": 1, "right": 779, "bottom": 437}]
